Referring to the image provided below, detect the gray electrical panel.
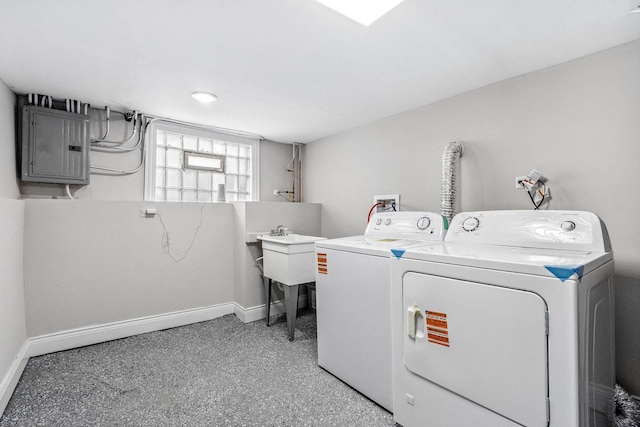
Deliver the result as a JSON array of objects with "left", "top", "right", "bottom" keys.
[{"left": 20, "top": 105, "right": 90, "bottom": 185}]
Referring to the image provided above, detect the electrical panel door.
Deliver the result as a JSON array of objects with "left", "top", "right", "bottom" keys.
[{"left": 21, "top": 105, "right": 90, "bottom": 184}]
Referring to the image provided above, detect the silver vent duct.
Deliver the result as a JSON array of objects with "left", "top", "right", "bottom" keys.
[{"left": 441, "top": 141, "right": 464, "bottom": 223}]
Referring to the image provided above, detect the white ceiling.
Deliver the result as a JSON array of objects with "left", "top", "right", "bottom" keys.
[{"left": 0, "top": 0, "right": 638, "bottom": 143}]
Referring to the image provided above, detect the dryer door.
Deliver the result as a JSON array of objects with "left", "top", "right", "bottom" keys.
[{"left": 403, "top": 272, "right": 549, "bottom": 426}]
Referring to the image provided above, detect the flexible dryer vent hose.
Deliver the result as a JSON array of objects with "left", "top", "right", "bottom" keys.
[{"left": 441, "top": 141, "right": 464, "bottom": 223}]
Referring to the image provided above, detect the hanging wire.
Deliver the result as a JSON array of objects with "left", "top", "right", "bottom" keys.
[
  {"left": 525, "top": 181, "right": 547, "bottom": 210},
  {"left": 367, "top": 202, "right": 383, "bottom": 223},
  {"left": 155, "top": 203, "right": 205, "bottom": 262},
  {"left": 65, "top": 185, "right": 74, "bottom": 200}
]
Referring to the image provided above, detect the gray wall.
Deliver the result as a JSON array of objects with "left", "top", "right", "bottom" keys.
[
  {"left": 20, "top": 199, "right": 320, "bottom": 338},
  {"left": 23, "top": 200, "right": 235, "bottom": 337},
  {"left": 0, "top": 81, "right": 27, "bottom": 411},
  {"left": 305, "top": 40, "right": 640, "bottom": 395}
]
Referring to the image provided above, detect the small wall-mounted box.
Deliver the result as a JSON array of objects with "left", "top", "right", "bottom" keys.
[{"left": 20, "top": 105, "right": 90, "bottom": 185}]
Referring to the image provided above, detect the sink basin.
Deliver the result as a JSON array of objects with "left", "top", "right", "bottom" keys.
[
  {"left": 258, "top": 234, "right": 326, "bottom": 285},
  {"left": 258, "top": 233, "right": 326, "bottom": 246}
]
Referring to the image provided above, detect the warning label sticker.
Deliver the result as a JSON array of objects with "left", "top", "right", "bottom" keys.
[
  {"left": 317, "top": 253, "right": 327, "bottom": 275},
  {"left": 425, "top": 310, "right": 449, "bottom": 347}
]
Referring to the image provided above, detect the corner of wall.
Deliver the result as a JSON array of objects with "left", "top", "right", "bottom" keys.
[
  {"left": 0, "top": 342, "right": 28, "bottom": 416},
  {"left": 0, "top": 79, "right": 20, "bottom": 200}
]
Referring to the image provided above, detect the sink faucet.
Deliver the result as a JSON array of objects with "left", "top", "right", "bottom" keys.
[{"left": 271, "top": 224, "right": 287, "bottom": 236}]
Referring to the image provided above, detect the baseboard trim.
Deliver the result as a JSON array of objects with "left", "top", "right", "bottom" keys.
[
  {"left": 27, "top": 303, "right": 235, "bottom": 358},
  {"left": 0, "top": 341, "right": 29, "bottom": 415},
  {"left": 234, "top": 294, "right": 308, "bottom": 324}
]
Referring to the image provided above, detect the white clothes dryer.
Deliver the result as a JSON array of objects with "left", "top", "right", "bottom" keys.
[
  {"left": 391, "top": 210, "right": 615, "bottom": 426},
  {"left": 315, "top": 211, "right": 447, "bottom": 411}
]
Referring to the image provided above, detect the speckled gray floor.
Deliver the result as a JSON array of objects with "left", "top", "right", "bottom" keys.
[{"left": 1, "top": 311, "right": 396, "bottom": 427}]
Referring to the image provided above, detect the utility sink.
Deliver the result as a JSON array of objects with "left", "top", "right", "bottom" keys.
[
  {"left": 258, "top": 234, "right": 326, "bottom": 285},
  {"left": 257, "top": 233, "right": 325, "bottom": 341}
]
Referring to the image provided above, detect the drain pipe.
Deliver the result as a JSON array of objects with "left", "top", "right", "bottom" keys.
[{"left": 441, "top": 141, "right": 464, "bottom": 224}]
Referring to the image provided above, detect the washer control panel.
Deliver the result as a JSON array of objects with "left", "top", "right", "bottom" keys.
[
  {"left": 461, "top": 216, "right": 480, "bottom": 232},
  {"left": 366, "top": 212, "right": 447, "bottom": 241},
  {"left": 416, "top": 216, "right": 431, "bottom": 230},
  {"left": 447, "top": 210, "right": 611, "bottom": 252}
]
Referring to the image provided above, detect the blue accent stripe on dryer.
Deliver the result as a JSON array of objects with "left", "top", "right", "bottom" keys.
[
  {"left": 544, "top": 265, "right": 585, "bottom": 282},
  {"left": 391, "top": 248, "right": 406, "bottom": 259}
]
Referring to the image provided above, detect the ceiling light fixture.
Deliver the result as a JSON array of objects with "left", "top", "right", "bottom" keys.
[
  {"left": 629, "top": 5, "right": 640, "bottom": 13},
  {"left": 191, "top": 91, "right": 218, "bottom": 103},
  {"left": 314, "top": 0, "right": 404, "bottom": 26}
]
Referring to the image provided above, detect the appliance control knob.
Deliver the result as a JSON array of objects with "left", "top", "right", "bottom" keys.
[
  {"left": 561, "top": 221, "right": 576, "bottom": 232},
  {"left": 462, "top": 217, "right": 480, "bottom": 232},
  {"left": 385, "top": 219, "right": 392, "bottom": 226},
  {"left": 375, "top": 218, "right": 382, "bottom": 225},
  {"left": 417, "top": 216, "right": 430, "bottom": 230}
]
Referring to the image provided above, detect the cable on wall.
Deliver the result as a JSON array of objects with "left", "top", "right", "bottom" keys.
[
  {"left": 90, "top": 116, "right": 155, "bottom": 175},
  {"left": 367, "top": 202, "right": 383, "bottom": 223},
  {"left": 91, "top": 114, "right": 145, "bottom": 152},
  {"left": 65, "top": 185, "right": 75, "bottom": 200},
  {"left": 91, "top": 110, "right": 139, "bottom": 144},
  {"left": 519, "top": 169, "right": 551, "bottom": 210},
  {"left": 140, "top": 203, "right": 205, "bottom": 262},
  {"left": 144, "top": 115, "right": 264, "bottom": 141},
  {"left": 19, "top": 97, "right": 264, "bottom": 177},
  {"left": 90, "top": 112, "right": 264, "bottom": 176}
]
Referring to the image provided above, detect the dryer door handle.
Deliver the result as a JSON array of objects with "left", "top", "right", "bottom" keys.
[{"left": 407, "top": 305, "right": 423, "bottom": 339}]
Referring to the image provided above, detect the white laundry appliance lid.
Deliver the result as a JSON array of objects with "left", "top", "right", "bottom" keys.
[
  {"left": 445, "top": 210, "right": 611, "bottom": 252},
  {"left": 315, "top": 234, "right": 435, "bottom": 257},
  {"left": 315, "top": 211, "right": 447, "bottom": 257},
  {"left": 393, "top": 241, "right": 612, "bottom": 282},
  {"left": 392, "top": 210, "right": 613, "bottom": 282}
]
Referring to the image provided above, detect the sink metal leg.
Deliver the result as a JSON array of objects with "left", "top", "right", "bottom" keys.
[
  {"left": 284, "top": 284, "right": 299, "bottom": 341},
  {"left": 266, "top": 278, "right": 272, "bottom": 327}
]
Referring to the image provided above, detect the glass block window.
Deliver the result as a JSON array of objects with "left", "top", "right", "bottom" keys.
[{"left": 145, "top": 122, "right": 259, "bottom": 202}]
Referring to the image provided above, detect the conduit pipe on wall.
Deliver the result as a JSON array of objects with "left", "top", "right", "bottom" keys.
[
  {"left": 289, "top": 142, "right": 302, "bottom": 202},
  {"left": 441, "top": 141, "right": 464, "bottom": 223},
  {"left": 27, "top": 93, "right": 53, "bottom": 108},
  {"left": 92, "top": 110, "right": 139, "bottom": 144},
  {"left": 274, "top": 142, "right": 303, "bottom": 202}
]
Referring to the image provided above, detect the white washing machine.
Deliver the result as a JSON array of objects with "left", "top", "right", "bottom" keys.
[
  {"left": 315, "top": 211, "right": 447, "bottom": 411},
  {"left": 391, "top": 210, "right": 615, "bottom": 426}
]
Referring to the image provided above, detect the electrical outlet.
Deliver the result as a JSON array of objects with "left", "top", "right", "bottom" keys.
[
  {"left": 515, "top": 176, "right": 527, "bottom": 189},
  {"left": 139, "top": 207, "right": 157, "bottom": 217},
  {"left": 373, "top": 194, "right": 400, "bottom": 212}
]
